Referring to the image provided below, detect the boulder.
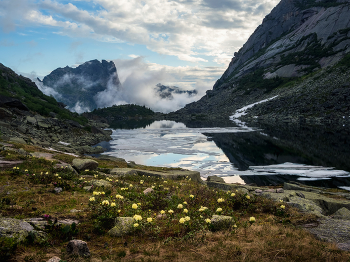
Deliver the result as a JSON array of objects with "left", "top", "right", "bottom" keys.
[
  {"left": 332, "top": 207, "right": 350, "bottom": 220},
  {"left": 143, "top": 188, "right": 154, "bottom": 195},
  {"left": 90, "top": 179, "right": 112, "bottom": 188},
  {"left": 66, "top": 239, "right": 90, "bottom": 257},
  {"left": 0, "top": 217, "right": 34, "bottom": 241},
  {"left": 72, "top": 158, "right": 98, "bottom": 171},
  {"left": 110, "top": 168, "right": 137, "bottom": 176},
  {"left": 210, "top": 215, "right": 235, "bottom": 231},
  {"left": 9, "top": 137, "right": 26, "bottom": 144},
  {"left": 108, "top": 217, "right": 134, "bottom": 237},
  {"left": 207, "top": 175, "right": 225, "bottom": 183},
  {"left": 47, "top": 256, "right": 61, "bottom": 262},
  {"left": 54, "top": 187, "right": 63, "bottom": 194}
]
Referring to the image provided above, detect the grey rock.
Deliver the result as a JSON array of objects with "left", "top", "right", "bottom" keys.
[
  {"left": 9, "top": 137, "right": 26, "bottom": 144},
  {"left": 83, "top": 186, "right": 92, "bottom": 191},
  {"left": 54, "top": 187, "right": 63, "bottom": 194},
  {"left": 72, "top": 158, "right": 98, "bottom": 171},
  {"left": 0, "top": 218, "right": 34, "bottom": 241},
  {"left": 90, "top": 179, "right": 112, "bottom": 188},
  {"left": 296, "top": 192, "right": 305, "bottom": 198},
  {"left": 332, "top": 207, "right": 350, "bottom": 220},
  {"left": 276, "top": 188, "right": 284, "bottom": 193},
  {"left": 143, "top": 188, "right": 154, "bottom": 195},
  {"left": 210, "top": 215, "right": 235, "bottom": 230},
  {"left": 47, "top": 256, "right": 61, "bottom": 262},
  {"left": 207, "top": 175, "right": 225, "bottom": 183},
  {"left": 66, "top": 239, "right": 90, "bottom": 257},
  {"left": 108, "top": 217, "right": 134, "bottom": 237}
]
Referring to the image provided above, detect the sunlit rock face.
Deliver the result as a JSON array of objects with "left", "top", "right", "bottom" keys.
[
  {"left": 40, "top": 59, "right": 121, "bottom": 113},
  {"left": 214, "top": 0, "right": 350, "bottom": 90}
]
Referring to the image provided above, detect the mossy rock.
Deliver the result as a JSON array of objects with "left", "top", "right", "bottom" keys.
[
  {"left": 332, "top": 207, "right": 350, "bottom": 220},
  {"left": 89, "top": 179, "right": 112, "bottom": 188},
  {"left": 210, "top": 215, "right": 235, "bottom": 231},
  {"left": 0, "top": 218, "right": 34, "bottom": 242},
  {"left": 72, "top": 158, "right": 98, "bottom": 171},
  {"left": 108, "top": 217, "right": 134, "bottom": 237}
]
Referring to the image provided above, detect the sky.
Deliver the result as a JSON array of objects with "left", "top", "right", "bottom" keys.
[{"left": 0, "top": 0, "right": 280, "bottom": 112}]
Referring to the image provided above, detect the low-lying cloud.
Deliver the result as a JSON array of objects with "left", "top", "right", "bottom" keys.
[{"left": 35, "top": 57, "right": 223, "bottom": 113}]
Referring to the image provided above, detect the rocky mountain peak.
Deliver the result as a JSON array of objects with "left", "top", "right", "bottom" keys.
[
  {"left": 214, "top": 0, "right": 350, "bottom": 90},
  {"left": 41, "top": 59, "right": 121, "bottom": 113}
]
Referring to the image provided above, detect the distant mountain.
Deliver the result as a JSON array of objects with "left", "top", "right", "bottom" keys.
[
  {"left": 169, "top": 0, "right": 350, "bottom": 123},
  {"left": 0, "top": 62, "right": 112, "bottom": 153},
  {"left": 39, "top": 59, "right": 121, "bottom": 112},
  {"left": 155, "top": 84, "right": 197, "bottom": 100}
]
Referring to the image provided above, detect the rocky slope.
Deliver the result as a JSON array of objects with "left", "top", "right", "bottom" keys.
[
  {"left": 0, "top": 63, "right": 112, "bottom": 154},
  {"left": 169, "top": 0, "right": 350, "bottom": 122},
  {"left": 39, "top": 59, "right": 121, "bottom": 112}
]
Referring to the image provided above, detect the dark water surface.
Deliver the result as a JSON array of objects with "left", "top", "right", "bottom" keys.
[{"left": 96, "top": 119, "right": 350, "bottom": 189}]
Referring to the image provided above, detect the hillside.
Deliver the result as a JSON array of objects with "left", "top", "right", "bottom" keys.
[
  {"left": 83, "top": 104, "right": 158, "bottom": 129},
  {"left": 0, "top": 63, "right": 112, "bottom": 154},
  {"left": 168, "top": 0, "right": 350, "bottom": 123}
]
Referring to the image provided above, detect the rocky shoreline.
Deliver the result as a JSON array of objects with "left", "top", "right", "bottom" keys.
[{"left": 0, "top": 97, "right": 112, "bottom": 155}]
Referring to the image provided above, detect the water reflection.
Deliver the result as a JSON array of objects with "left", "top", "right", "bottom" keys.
[{"left": 98, "top": 120, "right": 350, "bottom": 189}]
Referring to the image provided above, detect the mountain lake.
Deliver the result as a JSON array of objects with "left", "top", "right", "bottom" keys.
[{"left": 93, "top": 119, "right": 350, "bottom": 191}]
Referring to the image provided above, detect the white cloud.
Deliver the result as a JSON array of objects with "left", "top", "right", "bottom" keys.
[{"left": 0, "top": 0, "right": 280, "bottom": 65}]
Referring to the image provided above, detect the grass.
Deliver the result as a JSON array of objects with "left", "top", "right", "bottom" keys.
[{"left": 0, "top": 149, "right": 349, "bottom": 261}]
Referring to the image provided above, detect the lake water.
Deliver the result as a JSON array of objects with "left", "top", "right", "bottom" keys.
[{"left": 95, "top": 119, "right": 350, "bottom": 190}]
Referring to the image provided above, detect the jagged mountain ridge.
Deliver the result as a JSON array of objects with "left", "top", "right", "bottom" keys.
[
  {"left": 169, "top": 0, "right": 350, "bottom": 121},
  {"left": 40, "top": 59, "right": 121, "bottom": 112}
]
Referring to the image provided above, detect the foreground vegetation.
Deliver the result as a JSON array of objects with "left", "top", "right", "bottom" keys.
[{"left": 0, "top": 144, "right": 349, "bottom": 261}]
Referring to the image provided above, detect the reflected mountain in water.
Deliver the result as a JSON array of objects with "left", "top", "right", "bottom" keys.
[{"left": 205, "top": 122, "right": 350, "bottom": 187}]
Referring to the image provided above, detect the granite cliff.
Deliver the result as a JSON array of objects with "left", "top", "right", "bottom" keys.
[{"left": 169, "top": 0, "right": 350, "bottom": 123}]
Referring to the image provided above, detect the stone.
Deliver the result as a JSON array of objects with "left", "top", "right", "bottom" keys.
[
  {"left": 54, "top": 187, "right": 63, "bottom": 194},
  {"left": 210, "top": 215, "right": 235, "bottom": 230},
  {"left": 276, "top": 188, "right": 284, "bottom": 193},
  {"left": 18, "top": 148, "right": 28, "bottom": 156},
  {"left": 255, "top": 189, "right": 263, "bottom": 194},
  {"left": 66, "top": 239, "right": 90, "bottom": 257},
  {"left": 207, "top": 175, "right": 225, "bottom": 183},
  {"left": 0, "top": 217, "right": 34, "bottom": 241},
  {"left": 108, "top": 217, "right": 134, "bottom": 237},
  {"left": 332, "top": 207, "right": 350, "bottom": 220},
  {"left": 296, "top": 192, "right": 305, "bottom": 198},
  {"left": 143, "top": 188, "right": 154, "bottom": 195},
  {"left": 47, "top": 256, "right": 61, "bottom": 262},
  {"left": 9, "top": 137, "right": 26, "bottom": 144},
  {"left": 90, "top": 179, "right": 112, "bottom": 188},
  {"left": 110, "top": 168, "right": 137, "bottom": 176},
  {"left": 83, "top": 186, "right": 92, "bottom": 191},
  {"left": 72, "top": 158, "right": 98, "bottom": 171}
]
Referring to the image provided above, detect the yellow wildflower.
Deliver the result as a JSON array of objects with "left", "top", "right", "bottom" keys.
[
  {"left": 111, "top": 202, "right": 116, "bottom": 207},
  {"left": 89, "top": 197, "right": 95, "bottom": 201},
  {"left": 147, "top": 217, "right": 153, "bottom": 223},
  {"left": 231, "top": 193, "right": 236, "bottom": 197},
  {"left": 132, "top": 203, "right": 138, "bottom": 209},
  {"left": 246, "top": 195, "right": 251, "bottom": 200},
  {"left": 205, "top": 218, "right": 211, "bottom": 223},
  {"left": 183, "top": 209, "right": 188, "bottom": 213},
  {"left": 216, "top": 208, "right": 222, "bottom": 212},
  {"left": 133, "top": 214, "right": 142, "bottom": 221},
  {"left": 134, "top": 223, "right": 139, "bottom": 227},
  {"left": 177, "top": 204, "right": 183, "bottom": 209},
  {"left": 179, "top": 218, "right": 186, "bottom": 224}
]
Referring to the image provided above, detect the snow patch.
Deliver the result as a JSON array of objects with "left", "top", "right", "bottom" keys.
[{"left": 230, "top": 96, "right": 278, "bottom": 127}]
